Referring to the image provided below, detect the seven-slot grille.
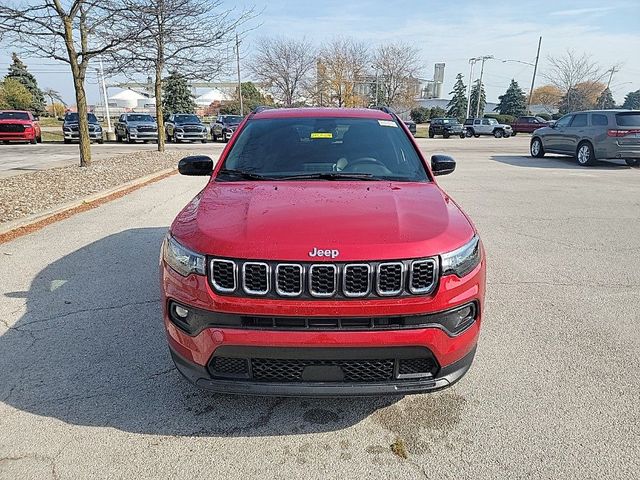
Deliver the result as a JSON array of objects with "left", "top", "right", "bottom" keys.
[{"left": 209, "top": 258, "right": 438, "bottom": 299}]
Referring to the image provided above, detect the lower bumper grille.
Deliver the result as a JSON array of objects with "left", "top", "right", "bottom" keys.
[{"left": 209, "top": 352, "right": 438, "bottom": 383}]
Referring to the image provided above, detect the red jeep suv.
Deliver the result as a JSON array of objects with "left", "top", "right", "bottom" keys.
[{"left": 161, "top": 107, "right": 485, "bottom": 396}]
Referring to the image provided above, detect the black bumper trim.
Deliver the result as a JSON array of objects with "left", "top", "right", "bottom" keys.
[{"left": 169, "top": 345, "right": 476, "bottom": 397}]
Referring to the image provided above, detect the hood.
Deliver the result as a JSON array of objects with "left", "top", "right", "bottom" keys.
[
  {"left": 171, "top": 182, "right": 475, "bottom": 261},
  {"left": 129, "top": 121, "right": 157, "bottom": 127}
]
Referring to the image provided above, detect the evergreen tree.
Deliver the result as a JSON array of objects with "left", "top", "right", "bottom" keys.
[
  {"left": 446, "top": 73, "right": 467, "bottom": 120},
  {"left": 5, "top": 53, "right": 45, "bottom": 115},
  {"left": 469, "top": 80, "right": 486, "bottom": 117},
  {"left": 596, "top": 88, "right": 616, "bottom": 109},
  {"left": 162, "top": 71, "right": 196, "bottom": 115},
  {"left": 495, "top": 79, "right": 527, "bottom": 116},
  {"left": 622, "top": 89, "right": 640, "bottom": 110}
]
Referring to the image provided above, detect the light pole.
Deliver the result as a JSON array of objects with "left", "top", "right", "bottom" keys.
[
  {"left": 235, "top": 33, "right": 243, "bottom": 116},
  {"left": 475, "top": 55, "right": 493, "bottom": 118},
  {"left": 466, "top": 57, "right": 481, "bottom": 119}
]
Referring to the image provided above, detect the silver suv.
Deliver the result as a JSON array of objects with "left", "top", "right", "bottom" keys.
[
  {"left": 463, "top": 118, "right": 512, "bottom": 138},
  {"left": 530, "top": 110, "right": 640, "bottom": 167}
]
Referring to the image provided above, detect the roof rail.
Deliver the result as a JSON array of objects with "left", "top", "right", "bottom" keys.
[
  {"left": 370, "top": 105, "right": 395, "bottom": 115},
  {"left": 252, "top": 105, "right": 276, "bottom": 114}
]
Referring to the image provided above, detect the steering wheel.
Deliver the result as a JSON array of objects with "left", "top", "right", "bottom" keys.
[{"left": 342, "top": 157, "right": 387, "bottom": 172}]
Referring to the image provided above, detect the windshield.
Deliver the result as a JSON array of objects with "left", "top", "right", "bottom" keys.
[
  {"left": 128, "top": 114, "right": 154, "bottom": 122},
  {"left": 0, "top": 111, "right": 30, "bottom": 120},
  {"left": 442, "top": 118, "right": 459, "bottom": 124},
  {"left": 66, "top": 113, "right": 99, "bottom": 123},
  {"left": 175, "top": 114, "right": 201, "bottom": 124},
  {"left": 220, "top": 117, "right": 429, "bottom": 182},
  {"left": 222, "top": 115, "right": 243, "bottom": 124}
]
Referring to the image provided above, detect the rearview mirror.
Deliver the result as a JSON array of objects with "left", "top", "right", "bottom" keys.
[
  {"left": 431, "top": 155, "right": 456, "bottom": 176},
  {"left": 178, "top": 155, "right": 213, "bottom": 176}
]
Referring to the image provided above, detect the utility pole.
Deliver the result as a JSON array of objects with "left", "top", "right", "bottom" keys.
[
  {"left": 235, "top": 33, "right": 243, "bottom": 116},
  {"left": 475, "top": 55, "right": 493, "bottom": 118},
  {"left": 466, "top": 57, "right": 480, "bottom": 118},
  {"left": 605, "top": 66, "right": 619, "bottom": 90},
  {"left": 527, "top": 36, "right": 542, "bottom": 114},
  {"left": 98, "top": 56, "right": 113, "bottom": 138}
]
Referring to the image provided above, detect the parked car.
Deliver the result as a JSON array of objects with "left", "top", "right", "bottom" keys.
[
  {"left": 161, "top": 107, "right": 486, "bottom": 396},
  {"left": 463, "top": 118, "right": 512, "bottom": 138},
  {"left": 510, "top": 116, "right": 551, "bottom": 135},
  {"left": 0, "top": 110, "right": 41, "bottom": 144},
  {"left": 115, "top": 113, "right": 158, "bottom": 143},
  {"left": 211, "top": 114, "right": 243, "bottom": 142},
  {"left": 429, "top": 118, "right": 464, "bottom": 138},
  {"left": 403, "top": 119, "right": 417, "bottom": 136},
  {"left": 165, "top": 113, "right": 207, "bottom": 143},
  {"left": 62, "top": 112, "right": 104, "bottom": 144},
  {"left": 530, "top": 109, "right": 640, "bottom": 167}
]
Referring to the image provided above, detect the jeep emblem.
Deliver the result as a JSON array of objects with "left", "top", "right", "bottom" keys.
[{"left": 308, "top": 247, "right": 339, "bottom": 259}]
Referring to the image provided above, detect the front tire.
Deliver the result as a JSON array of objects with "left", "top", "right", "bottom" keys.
[
  {"left": 625, "top": 158, "right": 639, "bottom": 167},
  {"left": 127, "top": 132, "right": 134, "bottom": 144},
  {"left": 512, "top": 131, "right": 517, "bottom": 136},
  {"left": 530, "top": 137, "right": 545, "bottom": 158},
  {"left": 465, "top": 128, "right": 473, "bottom": 138},
  {"left": 30, "top": 137, "right": 37, "bottom": 144},
  {"left": 576, "top": 142, "right": 595, "bottom": 166},
  {"left": 63, "top": 138, "right": 71, "bottom": 144},
  {"left": 428, "top": 130, "right": 435, "bottom": 138},
  {"left": 494, "top": 129, "right": 504, "bottom": 138},
  {"left": 443, "top": 132, "right": 450, "bottom": 139}
]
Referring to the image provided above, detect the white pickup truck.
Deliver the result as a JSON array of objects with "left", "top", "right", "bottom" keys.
[{"left": 463, "top": 118, "right": 512, "bottom": 138}]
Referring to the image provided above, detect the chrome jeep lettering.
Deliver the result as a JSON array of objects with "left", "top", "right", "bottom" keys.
[{"left": 308, "top": 248, "right": 339, "bottom": 258}]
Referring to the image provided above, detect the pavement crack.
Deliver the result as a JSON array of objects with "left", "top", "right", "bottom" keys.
[{"left": 9, "top": 299, "right": 160, "bottom": 332}]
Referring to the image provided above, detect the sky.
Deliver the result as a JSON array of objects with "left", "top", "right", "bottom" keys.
[{"left": 1, "top": 0, "right": 639, "bottom": 106}]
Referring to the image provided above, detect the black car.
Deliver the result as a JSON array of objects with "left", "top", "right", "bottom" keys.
[
  {"left": 428, "top": 118, "right": 463, "bottom": 138},
  {"left": 165, "top": 114, "right": 207, "bottom": 143},
  {"left": 403, "top": 119, "right": 417, "bottom": 136},
  {"left": 63, "top": 112, "right": 103, "bottom": 144},
  {"left": 211, "top": 115, "right": 243, "bottom": 142}
]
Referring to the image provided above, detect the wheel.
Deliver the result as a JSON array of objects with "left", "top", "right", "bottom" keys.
[
  {"left": 30, "top": 137, "right": 37, "bottom": 144},
  {"left": 2, "top": 141, "right": 9, "bottom": 145},
  {"left": 460, "top": 133, "right": 465, "bottom": 139},
  {"left": 512, "top": 131, "right": 517, "bottom": 136},
  {"left": 64, "top": 138, "right": 71, "bottom": 144},
  {"left": 530, "top": 137, "right": 545, "bottom": 158},
  {"left": 165, "top": 131, "right": 172, "bottom": 143},
  {"left": 126, "top": 132, "right": 134, "bottom": 143},
  {"left": 465, "top": 128, "right": 473, "bottom": 138},
  {"left": 443, "top": 132, "right": 450, "bottom": 139},
  {"left": 37, "top": 135, "right": 42, "bottom": 143},
  {"left": 576, "top": 142, "right": 595, "bottom": 166},
  {"left": 493, "top": 129, "right": 504, "bottom": 138},
  {"left": 625, "top": 159, "right": 639, "bottom": 167},
  {"left": 428, "top": 130, "right": 435, "bottom": 138},
  {"left": 116, "top": 133, "right": 122, "bottom": 142},
  {"left": 201, "top": 139, "right": 207, "bottom": 143},
  {"left": 474, "top": 134, "right": 480, "bottom": 138},
  {"left": 97, "top": 138, "right": 104, "bottom": 144},
  {"left": 174, "top": 136, "right": 181, "bottom": 144}
]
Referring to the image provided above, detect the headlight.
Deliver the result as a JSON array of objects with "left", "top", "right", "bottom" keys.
[
  {"left": 175, "top": 127, "right": 184, "bottom": 132},
  {"left": 441, "top": 235, "right": 481, "bottom": 278},
  {"left": 129, "top": 127, "right": 137, "bottom": 132},
  {"left": 163, "top": 235, "right": 206, "bottom": 276}
]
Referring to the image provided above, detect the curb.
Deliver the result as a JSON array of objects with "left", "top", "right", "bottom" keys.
[{"left": 0, "top": 167, "right": 177, "bottom": 244}]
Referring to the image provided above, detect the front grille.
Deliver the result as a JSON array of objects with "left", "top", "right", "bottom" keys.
[
  {"left": 309, "top": 265, "right": 337, "bottom": 297},
  {"left": 208, "top": 258, "right": 438, "bottom": 299},
  {"left": 275, "top": 264, "right": 303, "bottom": 296},
  {"left": 242, "top": 262, "right": 269, "bottom": 295},
  {"left": 209, "top": 352, "right": 439, "bottom": 383},
  {"left": 137, "top": 125, "right": 157, "bottom": 132},
  {"left": 211, "top": 259, "right": 236, "bottom": 292},
  {"left": 251, "top": 358, "right": 394, "bottom": 382},
  {"left": 0, "top": 124, "right": 25, "bottom": 133},
  {"left": 377, "top": 263, "right": 404, "bottom": 295},
  {"left": 183, "top": 126, "right": 203, "bottom": 133}
]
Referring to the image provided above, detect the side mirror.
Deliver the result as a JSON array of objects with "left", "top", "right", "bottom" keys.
[
  {"left": 178, "top": 155, "right": 213, "bottom": 176},
  {"left": 431, "top": 154, "right": 456, "bottom": 176},
  {"left": 34, "top": 116, "right": 40, "bottom": 121}
]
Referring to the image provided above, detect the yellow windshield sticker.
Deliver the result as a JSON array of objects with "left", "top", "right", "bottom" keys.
[
  {"left": 310, "top": 132, "right": 333, "bottom": 139},
  {"left": 378, "top": 120, "right": 397, "bottom": 127}
]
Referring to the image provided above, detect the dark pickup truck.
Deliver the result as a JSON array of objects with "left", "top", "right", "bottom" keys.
[{"left": 510, "top": 116, "right": 551, "bottom": 135}]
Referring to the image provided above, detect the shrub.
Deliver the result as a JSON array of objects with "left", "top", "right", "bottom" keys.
[
  {"left": 484, "top": 113, "right": 515, "bottom": 124},
  {"left": 410, "top": 106, "right": 430, "bottom": 124}
]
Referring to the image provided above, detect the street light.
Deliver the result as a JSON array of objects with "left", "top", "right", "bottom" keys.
[
  {"left": 466, "top": 57, "right": 482, "bottom": 119},
  {"left": 475, "top": 55, "right": 494, "bottom": 118}
]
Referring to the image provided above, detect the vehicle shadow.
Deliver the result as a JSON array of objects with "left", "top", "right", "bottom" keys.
[
  {"left": 0, "top": 228, "right": 398, "bottom": 437},
  {"left": 491, "top": 154, "right": 632, "bottom": 170}
]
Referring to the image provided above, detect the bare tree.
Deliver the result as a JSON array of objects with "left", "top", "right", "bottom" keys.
[
  {"left": 542, "top": 50, "right": 605, "bottom": 112},
  {"left": 43, "top": 87, "right": 65, "bottom": 107},
  {"left": 0, "top": 1, "right": 135, "bottom": 166},
  {"left": 372, "top": 41, "right": 421, "bottom": 111},
  {"left": 317, "top": 37, "right": 369, "bottom": 107},
  {"left": 106, "top": 0, "right": 255, "bottom": 152},
  {"left": 250, "top": 37, "right": 316, "bottom": 107}
]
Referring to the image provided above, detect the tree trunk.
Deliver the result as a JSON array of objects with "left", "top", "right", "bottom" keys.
[
  {"left": 74, "top": 73, "right": 92, "bottom": 167},
  {"left": 155, "top": 64, "right": 165, "bottom": 153}
]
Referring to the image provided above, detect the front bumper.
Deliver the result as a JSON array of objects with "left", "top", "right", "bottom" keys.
[
  {"left": 171, "top": 343, "right": 477, "bottom": 396},
  {"left": 0, "top": 132, "right": 35, "bottom": 141},
  {"left": 175, "top": 131, "right": 207, "bottom": 141},
  {"left": 63, "top": 131, "right": 103, "bottom": 140},
  {"left": 161, "top": 255, "right": 485, "bottom": 396}
]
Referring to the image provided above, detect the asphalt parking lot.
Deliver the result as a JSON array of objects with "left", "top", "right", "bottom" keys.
[
  {"left": 1, "top": 136, "right": 638, "bottom": 479},
  {"left": 0, "top": 141, "right": 222, "bottom": 178}
]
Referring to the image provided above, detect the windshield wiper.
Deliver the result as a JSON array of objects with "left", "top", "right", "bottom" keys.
[
  {"left": 217, "top": 168, "right": 273, "bottom": 180},
  {"left": 277, "top": 172, "right": 381, "bottom": 181}
]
